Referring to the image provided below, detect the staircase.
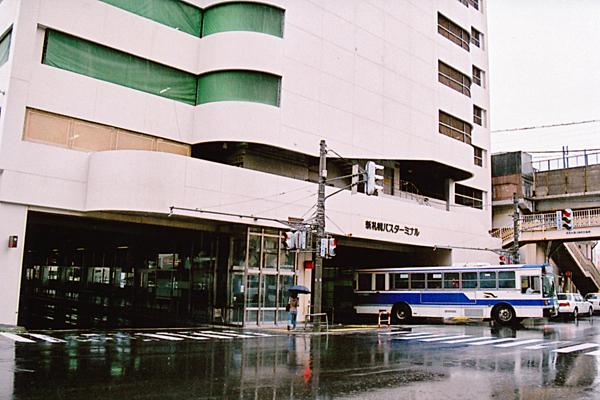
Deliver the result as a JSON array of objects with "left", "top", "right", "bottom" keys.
[{"left": 552, "top": 242, "right": 600, "bottom": 296}]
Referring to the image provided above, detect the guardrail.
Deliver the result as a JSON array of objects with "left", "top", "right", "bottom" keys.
[
  {"left": 492, "top": 208, "right": 600, "bottom": 244},
  {"left": 304, "top": 313, "right": 328, "bottom": 333},
  {"left": 378, "top": 311, "right": 390, "bottom": 330}
]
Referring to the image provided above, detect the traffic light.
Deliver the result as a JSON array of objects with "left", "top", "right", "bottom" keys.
[
  {"left": 284, "top": 231, "right": 297, "bottom": 249},
  {"left": 365, "top": 161, "right": 384, "bottom": 195},
  {"left": 328, "top": 238, "right": 336, "bottom": 257},
  {"left": 562, "top": 208, "right": 573, "bottom": 230}
]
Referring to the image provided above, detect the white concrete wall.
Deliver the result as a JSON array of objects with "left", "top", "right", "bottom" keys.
[
  {"left": 0, "top": 0, "right": 497, "bottom": 285},
  {"left": 0, "top": 202, "right": 27, "bottom": 325}
]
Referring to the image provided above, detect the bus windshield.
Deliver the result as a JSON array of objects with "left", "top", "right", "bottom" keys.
[{"left": 542, "top": 274, "right": 556, "bottom": 298}]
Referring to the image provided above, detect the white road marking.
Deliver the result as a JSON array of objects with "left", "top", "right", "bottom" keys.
[
  {"left": 183, "top": 332, "right": 234, "bottom": 340},
  {"left": 552, "top": 343, "right": 600, "bottom": 353},
  {"left": 0, "top": 332, "right": 36, "bottom": 343},
  {"left": 156, "top": 333, "right": 209, "bottom": 340},
  {"left": 469, "top": 338, "right": 516, "bottom": 346},
  {"left": 135, "top": 333, "right": 184, "bottom": 341},
  {"left": 420, "top": 335, "right": 473, "bottom": 342},
  {"left": 443, "top": 336, "right": 494, "bottom": 344},
  {"left": 27, "top": 333, "right": 67, "bottom": 343},
  {"left": 524, "top": 341, "right": 569, "bottom": 350},
  {"left": 494, "top": 339, "right": 544, "bottom": 348}
]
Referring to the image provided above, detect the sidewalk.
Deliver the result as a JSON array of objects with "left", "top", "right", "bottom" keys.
[
  {"left": 0, "top": 324, "right": 26, "bottom": 333},
  {"left": 243, "top": 321, "right": 408, "bottom": 335}
]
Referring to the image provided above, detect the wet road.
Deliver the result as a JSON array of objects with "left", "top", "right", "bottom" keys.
[{"left": 2, "top": 317, "right": 600, "bottom": 399}]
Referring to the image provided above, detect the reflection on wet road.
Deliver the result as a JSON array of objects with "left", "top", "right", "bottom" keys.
[{"left": 2, "top": 320, "right": 600, "bottom": 399}]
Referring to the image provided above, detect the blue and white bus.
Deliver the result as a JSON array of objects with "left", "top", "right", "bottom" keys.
[{"left": 354, "top": 263, "right": 558, "bottom": 325}]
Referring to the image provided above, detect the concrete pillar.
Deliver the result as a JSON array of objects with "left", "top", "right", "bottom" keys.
[{"left": 0, "top": 203, "right": 27, "bottom": 326}]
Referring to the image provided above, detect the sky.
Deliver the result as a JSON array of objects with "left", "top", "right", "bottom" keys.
[{"left": 487, "top": 0, "right": 600, "bottom": 166}]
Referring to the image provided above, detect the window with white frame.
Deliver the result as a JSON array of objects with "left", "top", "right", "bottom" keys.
[
  {"left": 473, "top": 105, "right": 486, "bottom": 127},
  {"left": 439, "top": 61, "right": 471, "bottom": 97},
  {"left": 473, "top": 65, "right": 484, "bottom": 87},
  {"left": 439, "top": 111, "right": 472, "bottom": 144},
  {"left": 455, "top": 184, "right": 483, "bottom": 209},
  {"left": 471, "top": 28, "right": 482, "bottom": 48},
  {"left": 473, "top": 146, "right": 484, "bottom": 167},
  {"left": 438, "top": 14, "right": 470, "bottom": 51}
]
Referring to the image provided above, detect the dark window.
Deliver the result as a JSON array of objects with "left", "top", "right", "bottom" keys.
[
  {"left": 455, "top": 184, "right": 483, "bottom": 209},
  {"left": 358, "top": 274, "right": 372, "bottom": 291},
  {"left": 427, "top": 273, "right": 443, "bottom": 289},
  {"left": 471, "top": 28, "right": 481, "bottom": 48},
  {"left": 439, "top": 111, "right": 472, "bottom": 144},
  {"left": 474, "top": 105, "right": 484, "bottom": 126},
  {"left": 498, "top": 271, "right": 516, "bottom": 289},
  {"left": 462, "top": 272, "right": 478, "bottom": 289},
  {"left": 480, "top": 271, "right": 496, "bottom": 289},
  {"left": 444, "top": 272, "right": 460, "bottom": 289},
  {"left": 473, "top": 66, "right": 483, "bottom": 86},
  {"left": 375, "top": 274, "right": 385, "bottom": 291},
  {"left": 474, "top": 146, "right": 483, "bottom": 167},
  {"left": 439, "top": 61, "right": 471, "bottom": 97},
  {"left": 438, "top": 13, "right": 470, "bottom": 51},
  {"left": 411, "top": 273, "right": 426, "bottom": 289},
  {"left": 394, "top": 273, "right": 409, "bottom": 289}
]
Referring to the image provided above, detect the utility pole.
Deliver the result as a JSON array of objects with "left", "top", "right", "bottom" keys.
[
  {"left": 512, "top": 192, "right": 520, "bottom": 264},
  {"left": 313, "top": 140, "right": 326, "bottom": 328}
]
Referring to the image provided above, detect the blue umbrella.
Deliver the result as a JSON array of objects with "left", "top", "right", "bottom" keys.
[{"left": 288, "top": 285, "right": 310, "bottom": 294}]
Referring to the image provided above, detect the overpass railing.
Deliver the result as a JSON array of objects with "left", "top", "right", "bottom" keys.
[{"left": 492, "top": 208, "right": 600, "bottom": 244}]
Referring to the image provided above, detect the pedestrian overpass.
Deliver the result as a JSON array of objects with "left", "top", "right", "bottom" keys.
[{"left": 492, "top": 207, "right": 600, "bottom": 295}]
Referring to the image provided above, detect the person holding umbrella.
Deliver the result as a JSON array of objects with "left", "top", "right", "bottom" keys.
[{"left": 287, "top": 285, "right": 309, "bottom": 331}]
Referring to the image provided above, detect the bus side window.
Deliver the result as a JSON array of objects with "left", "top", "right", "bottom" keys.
[
  {"left": 358, "top": 273, "right": 372, "bottom": 291},
  {"left": 521, "top": 276, "right": 540, "bottom": 294},
  {"left": 394, "top": 273, "right": 409, "bottom": 289},
  {"left": 375, "top": 274, "right": 385, "bottom": 291},
  {"left": 461, "top": 272, "right": 477, "bottom": 289},
  {"left": 498, "top": 271, "right": 515, "bottom": 289},
  {"left": 411, "top": 273, "right": 425, "bottom": 289},
  {"left": 427, "top": 273, "right": 442, "bottom": 289},
  {"left": 480, "top": 272, "right": 496, "bottom": 289},
  {"left": 443, "top": 272, "right": 460, "bottom": 289}
]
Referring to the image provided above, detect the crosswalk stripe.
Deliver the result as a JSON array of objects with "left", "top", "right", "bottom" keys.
[
  {"left": 183, "top": 332, "right": 234, "bottom": 340},
  {"left": 0, "top": 332, "right": 36, "bottom": 343},
  {"left": 524, "top": 341, "right": 568, "bottom": 350},
  {"left": 396, "top": 333, "right": 443, "bottom": 340},
  {"left": 156, "top": 333, "right": 209, "bottom": 340},
  {"left": 420, "top": 335, "right": 473, "bottom": 342},
  {"left": 552, "top": 343, "right": 599, "bottom": 353},
  {"left": 27, "top": 333, "right": 67, "bottom": 343},
  {"left": 135, "top": 333, "right": 184, "bottom": 341},
  {"left": 469, "top": 338, "right": 516, "bottom": 346},
  {"left": 208, "top": 330, "right": 254, "bottom": 338},
  {"left": 494, "top": 339, "right": 544, "bottom": 348},
  {"left": 443, "top": 336, "right": 494, "bottom": 344}
]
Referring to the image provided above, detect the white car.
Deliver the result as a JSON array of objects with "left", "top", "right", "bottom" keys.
[
  {"left": 557, "top": 293, "right": 593, "bottom": 318},
  {"left": 585, "top": 293, "right": 600, "bottom": 313}
]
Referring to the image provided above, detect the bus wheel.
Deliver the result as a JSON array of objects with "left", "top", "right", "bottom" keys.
[
  {"left": 493, "top": 304, "right": 516, "bottom": 325},
  {"left": 391, "top": 303, "right": 412, "bottom": 324}
]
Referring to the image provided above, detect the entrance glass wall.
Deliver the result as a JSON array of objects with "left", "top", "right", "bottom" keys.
[
  {"left": 19, "top": 212, "right": 219, "bottom": 329},
  {"left": 229, "top": 227, "right": 296, "bottom": 326}
]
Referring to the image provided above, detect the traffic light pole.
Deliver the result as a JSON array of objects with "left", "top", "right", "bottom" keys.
[
  {"left": 512, "top": 192, "right": 520, "bottom": 264},
  {"left": 313, "top": 140, "right": 326, "bottom": 329}
]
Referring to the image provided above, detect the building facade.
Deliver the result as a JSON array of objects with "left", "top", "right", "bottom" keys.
[{"left": 0, "top": 0, "right": 497, "bottom": 329}]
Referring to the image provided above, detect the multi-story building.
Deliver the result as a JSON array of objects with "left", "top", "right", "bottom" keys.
[{"left": 0, "top": 0, "right": 497, "bottom": 329}]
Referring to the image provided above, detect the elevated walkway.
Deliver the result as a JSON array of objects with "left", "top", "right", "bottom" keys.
[
  {"left": 492, "top": 207, "right": 600, "bottom": 246},
  {"left": 492, "top": 207, "right": 600, "bottom": 295}
]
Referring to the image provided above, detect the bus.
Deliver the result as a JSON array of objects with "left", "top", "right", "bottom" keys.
[{"left": 354, "top": 263, "right": 558, "bottom": 325}]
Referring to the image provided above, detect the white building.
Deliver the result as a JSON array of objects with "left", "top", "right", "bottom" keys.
[{"left": 0, "top": 0, "right": 497, "bottom": 329}]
